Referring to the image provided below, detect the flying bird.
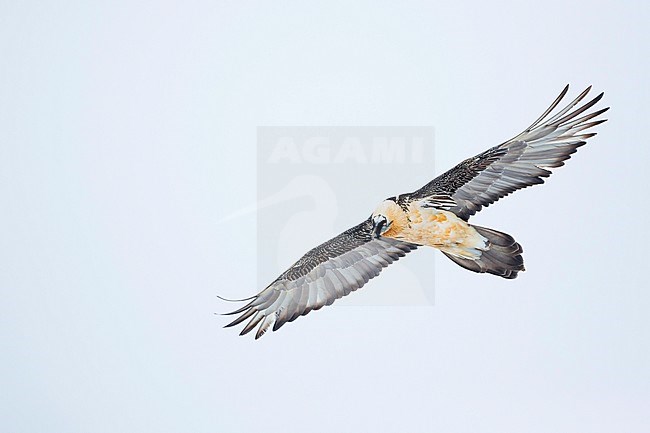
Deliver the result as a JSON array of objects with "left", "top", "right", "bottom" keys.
[{"left": 223, "top": 85, "right": 608, "bottom": 339}]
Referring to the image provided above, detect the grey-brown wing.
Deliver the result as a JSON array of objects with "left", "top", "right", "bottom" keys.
[
  {"left": 412, "top": 85, "right": 609, "bottom": 220},
  {"left": 223, "top": 219, "right": 417, "bottom": 339}
]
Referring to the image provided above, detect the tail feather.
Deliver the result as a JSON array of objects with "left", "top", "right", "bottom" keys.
[{"left": 443, "top": 225, "right": 525, "bottom": 279}]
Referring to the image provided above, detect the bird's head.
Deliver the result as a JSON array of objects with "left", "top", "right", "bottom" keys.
[{"left": 371, "top": 199, "right": 407, "bottom": 239}]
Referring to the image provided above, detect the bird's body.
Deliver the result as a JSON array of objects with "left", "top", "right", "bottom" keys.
[
  {"left": 223, "top": 85, "right": 609, "bottom": 339},
  {"left": 373, "top": 198, "right": 488, "bottom": 259}
]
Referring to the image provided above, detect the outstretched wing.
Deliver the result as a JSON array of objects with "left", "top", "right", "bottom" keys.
[
  {"left": 412, "top": 85, "right": 609, "bottom": 220},
  {"left": 223, "top": 219, "right": 417, "bottom": 339}
]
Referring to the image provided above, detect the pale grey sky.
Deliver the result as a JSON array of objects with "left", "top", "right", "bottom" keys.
[{"left": 1, "top": 1, "right": 649, "bottom": 432}]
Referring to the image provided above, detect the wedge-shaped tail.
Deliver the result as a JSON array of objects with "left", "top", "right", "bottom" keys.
[{"left": 442, "top": 225, "right": 525, "bottom": 279}]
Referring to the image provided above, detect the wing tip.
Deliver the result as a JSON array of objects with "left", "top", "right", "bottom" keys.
[
  {"left": 561, "top": 83, "right": 570, "bottom": 96},
  {"left": 216, "top": 294, "right": 256, "bottom": 302},
  {"left": 591, "top": 91, "right": 604, "bottom": 105}
]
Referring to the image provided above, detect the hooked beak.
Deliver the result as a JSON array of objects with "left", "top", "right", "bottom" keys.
[{"left": 372, "top": 215, "right": 387, "bottom": 239}]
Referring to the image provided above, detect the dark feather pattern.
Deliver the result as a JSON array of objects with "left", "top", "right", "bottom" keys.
[
  {"left": 412, "top": 85, "right": 609, "bottom": 220},
  {"left": 224, "top": 219, "right": 417, "bottom": 338}
]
